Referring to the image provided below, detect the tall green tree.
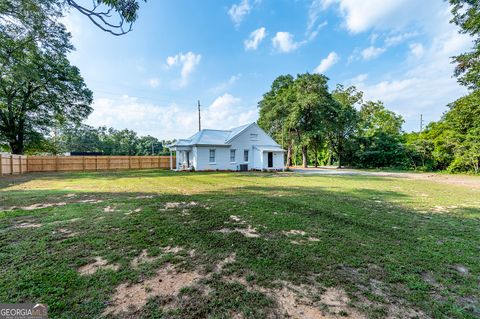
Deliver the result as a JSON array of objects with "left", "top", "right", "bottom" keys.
[
  {"left": 0, "top": 1, "right": 92, "bottom": 154},
  {"left": 450, "top": 0, "right": 480, "bottom": 89},
  {"left": 290, "top": 73, "right": 333, "bottom": 167},
  {"left": 258, "top": 75, "right": 295, "bottom": 165},
  {"left": 327, "top": 85, "right": 362, "bottom": 168},
  {"left": 353, "top": 101, "right": 405, "bottom": 168}
]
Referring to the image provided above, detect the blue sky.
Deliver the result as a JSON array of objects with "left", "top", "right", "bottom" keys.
[{"left": 63, "top": 0, "right": 473, "bottom": 139}]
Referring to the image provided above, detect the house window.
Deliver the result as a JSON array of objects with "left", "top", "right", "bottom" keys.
[
  {"left": 244, "top": 150, "right": 249, "bottom": 162},
  {"left": 209, "top": 149, "right": 216, "bottom": 163},
  {"left": 230, "top": 149, "right": 236, "bottom": 162},
  {"left": 250, "top": 133, "right": 258, "bottom": 140}
]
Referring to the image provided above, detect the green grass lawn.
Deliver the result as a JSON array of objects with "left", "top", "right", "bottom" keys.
[{"left": 0, "top": 170, "right": 479, "bottom": 318}]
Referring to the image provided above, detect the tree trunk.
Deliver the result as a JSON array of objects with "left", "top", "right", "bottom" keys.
[
  {"left": 9, "top": 139, "right": 24, "bottom": 155},
  {"left": 313, "top": 142, "right": 319, "bottom": 168},
  {"left": 286, "top": 143, "right": 293, "bottom": 167},
  {"left": 302, "top": 145, "right": 308, "bottom": 168},
  {"left": 337, "top": 135, "right": 343, "bottom": 169}
]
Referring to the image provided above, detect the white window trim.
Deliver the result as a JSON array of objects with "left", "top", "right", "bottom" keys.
[
  {"left": 230, "top": 149, "right": 236, "bottom": 163},
  {"left": 209, "top": 149, "right": 216, "bottom": 164},
  {"left": 243, "top": 149, "right": 249, "bottom": 163}
]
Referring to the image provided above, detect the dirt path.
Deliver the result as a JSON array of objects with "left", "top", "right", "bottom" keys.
[{"left": 291, "top": 167, "right": 480, "bottom": 189}]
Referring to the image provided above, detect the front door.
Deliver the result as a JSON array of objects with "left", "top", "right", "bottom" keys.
[{"left": 267, "top": 152, "right": 273, "bottom": 168}]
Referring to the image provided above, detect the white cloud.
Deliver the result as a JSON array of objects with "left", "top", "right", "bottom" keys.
[
  {"left": 204, "top": 94, "right": 257, "bottom": 128},
  {"left": 244, "top": 27, "right": 267, "bottom": 50},
  {"left": 319, "top": 0, "right": 442, "bottom": 34},
  {"left": 165, "top": 52, "right": 202, "bottom": 87},
  {"left": 307, "top": 1, "right": 329, "bottom": 40},
  {"left": 86, "top": 94, "right": 257, "bottom": 140},
  {"left": 409, "top": 43, "right": 425, "bottom": 59},
  {"left": 314, "top": 52, "right": 340, "bottom": 73},
  {"left": 353, "top": 10, "right": 472, "bottom": 131},
  {"left": 228, "top": 0, "right": 260, "bottom": 27},
  {"left": 384, "top": 31, "right": 418, "bottom": 47},
  {"left": 211, "top": 74, "right": 241, "bottom": 94},
  {"left": 361, "top": 46, "right": 386, "bottom": 60},
  {"left": 147, "top": 78, "right": 160, "bottom": 88},
  {"left": 272, "top": 32, "right": 301, "bottom": 53},
  {"left": 348, "top": 73, "right": 368, "bottom": 84}
]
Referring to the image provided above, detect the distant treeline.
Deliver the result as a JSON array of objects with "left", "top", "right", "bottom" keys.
[{"left": 22, "top": 125, "right": 174, "bottom": 156}]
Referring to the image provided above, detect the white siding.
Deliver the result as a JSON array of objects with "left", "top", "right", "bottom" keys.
[
  {"left": 261, "top": 151, "right": 284, "bottom": 170},
  {"left": 195, "top": 146, "right": 237, "bottom": 170},
  {"left": 175, "top": 123, "right": 284, "bottom": 171}
]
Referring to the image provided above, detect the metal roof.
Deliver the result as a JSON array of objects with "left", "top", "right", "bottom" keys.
[{"left": 168, "top": 123, "right": 255, "bottom": 147}]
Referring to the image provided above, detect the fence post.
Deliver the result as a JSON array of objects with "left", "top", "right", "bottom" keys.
[
  {"left": 95, "top": 156, "right": 98, "bottom": 171},
  {"left": 10, "top": 154, "right": 14, "bottom": 175},
  {"left": 26, "top": 156, "right": 29, "bottom": 173},
  {"left": 19, "top": 156, "right": 22, "bottom": 174},
  {"left": 0, "top": 154, "right": 3, "bottom": 176},
  {"left": 55, "top": 156, "right": 59, "bottom": 172},
  {"left": 82, "top": 156, "right": 86, "bottom": 171},
  {"left": 107, "top": 156, "right": 110, "bottom": 170},
  {"left": 128, "top": 156, "right": 131, "bottom": 169}
]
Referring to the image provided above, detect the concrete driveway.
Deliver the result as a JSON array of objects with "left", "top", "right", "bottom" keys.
[
  {"left": 290, "top": 167, "right": 388, "bottom": 176},
  {"left": 289, "top": 167, "right": 480, "bottom": 189}
]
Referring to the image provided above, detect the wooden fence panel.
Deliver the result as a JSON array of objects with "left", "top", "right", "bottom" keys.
[
  {"left": 0, "top": 154, "right": 27, "bottom": 175},
  {"left": 0, "top": 155, "right": 175, "bottom": 175}
]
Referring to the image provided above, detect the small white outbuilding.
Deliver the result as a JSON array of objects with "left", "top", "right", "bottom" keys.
[{"left": 167, "top": 123, "right": 285, "bottom": 171}]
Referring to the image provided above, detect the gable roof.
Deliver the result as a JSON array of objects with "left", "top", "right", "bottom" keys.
[{"left": 168, "top": 123, "right": 257, "bottom": 147}]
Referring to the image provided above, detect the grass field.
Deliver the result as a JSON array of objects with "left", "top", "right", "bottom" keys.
[{"left": 0, "top": 170, "right": 479, "bottom": 318}]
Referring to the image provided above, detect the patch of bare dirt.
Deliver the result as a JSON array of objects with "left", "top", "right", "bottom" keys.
[
  {"left": 454, "top": 264, "right": 469, "bottom": 275},
  {"left": 131, "top": 249, "right": 159, "bottom": 269},
  {"left": 320, "top": 287, "right": 364, "bottom": 318},
  {"left": 218, "top": 225, "right": 260, "bottom": 238},
  {"left": 162, "top": 201, "right": 198, "bottom": 210},
  {"left": 78, "top": 257, "right": 120, "bottom": 276},
  {"left": 229, "top": 215, "right": 244, "bottom": 223},
  {"left": 78, "top": 199, "right": 104, "bottom": 204},
  {"left": 225, "top": 277, "right": 364, "bottom": 319},
  {"left": 135, "top": 195, "right": 154, "bottom": 199},
  {"left": 125, "top": 208, "right": 142, "bottom": 216},
  {"left": 163, "top": 246, "right": 183, "bottom": 254},
  {"left": 103, "top": 263, "right": 201, "bottom": 316},
  {"left": 55, "top": 228, "right": 78, "bottom": 238},
  {"left": 130, "top": 246, "right": 183, "bottom": 269},
  {"left": 2, "top": 202, "right": 68, "bottom": 211},
  {"left": 14, "top": 222, "right": 42, "bottom": 229},
  {"left": 283, "top": 229, "right": 307, "bottom": 236},
  {"left": 103, "top": 206, "right": 116, "bottom": 212},
  {"left": 215, "top": 253, "right": 236, "bottom": 272}
]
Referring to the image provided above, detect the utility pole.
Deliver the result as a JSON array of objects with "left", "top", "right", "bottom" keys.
[
  {"left": 198, "top": 100, "right": 201, "bottom": 132},
  {"left": 420, "top": 114, "right": 424, "bottom": 133}
]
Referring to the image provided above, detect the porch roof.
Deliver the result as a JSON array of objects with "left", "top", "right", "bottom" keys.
[{"left": 253, "top": 145, "right": 286, "bottom": 152}]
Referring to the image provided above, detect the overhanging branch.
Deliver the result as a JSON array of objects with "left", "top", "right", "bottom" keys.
[{"left": 66, "top": 0, "right": 138, "bottom": 36}]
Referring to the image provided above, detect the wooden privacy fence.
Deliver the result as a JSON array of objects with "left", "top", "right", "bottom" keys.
[{"left": 0, "top": 155, "right": 175, "bottom": 175}]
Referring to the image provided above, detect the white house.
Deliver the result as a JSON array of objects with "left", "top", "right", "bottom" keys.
[{"left": 167, "top": 123, "right": 285, "bottom": 171}]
